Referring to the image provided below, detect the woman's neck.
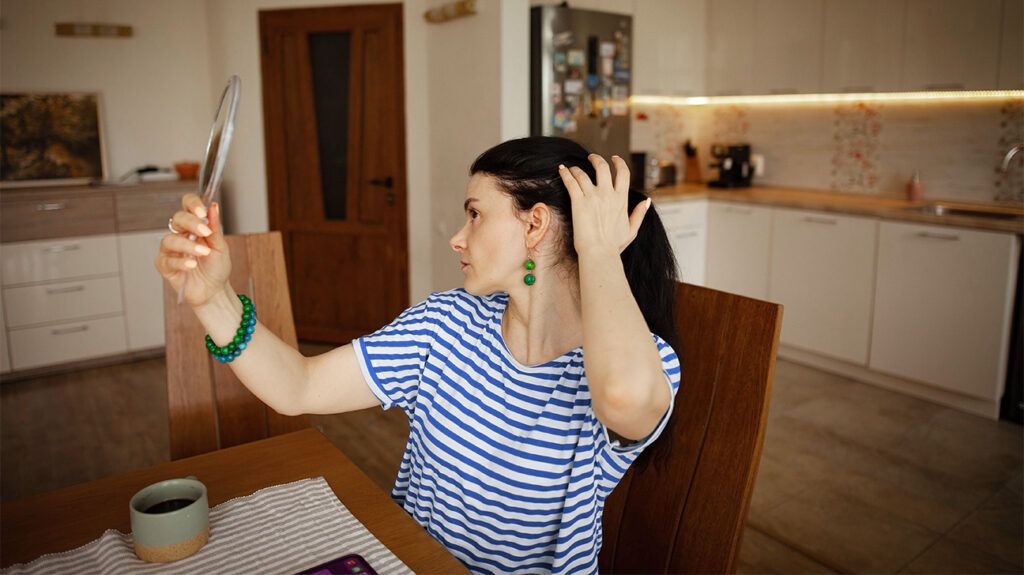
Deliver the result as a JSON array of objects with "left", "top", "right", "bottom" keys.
[{"left": 501, "top": 266, "right": 583, "bottom": 366}]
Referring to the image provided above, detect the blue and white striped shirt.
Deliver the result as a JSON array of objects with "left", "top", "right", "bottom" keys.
[{"left": 352, "top": 288, "right": 681, "bottom": 575}]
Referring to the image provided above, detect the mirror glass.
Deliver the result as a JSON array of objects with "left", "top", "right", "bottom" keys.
[{"left": 199, "top": 75, "right": 241, "bottom": 207}]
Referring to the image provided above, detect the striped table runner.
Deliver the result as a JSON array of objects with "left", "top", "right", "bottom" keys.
[{"left": 3, "top": 477, "right": 414, "bottom": 575}]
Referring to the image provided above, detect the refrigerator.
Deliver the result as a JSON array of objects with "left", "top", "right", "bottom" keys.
[{"left": 530, "top": 5, "right": 632, "bottom": 160}]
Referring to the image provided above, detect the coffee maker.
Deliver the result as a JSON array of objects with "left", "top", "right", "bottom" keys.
[{"left": 708, "top": 144, "right": 754, "bottom": 188}]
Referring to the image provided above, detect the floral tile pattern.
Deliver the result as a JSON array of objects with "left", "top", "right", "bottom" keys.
[{"left": 830, "top": 102, "right": 882, "bottom": 193}]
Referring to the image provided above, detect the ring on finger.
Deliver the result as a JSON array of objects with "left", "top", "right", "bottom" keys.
[{"left": 168, "top": 217, "right": 183, "bottom": 235}]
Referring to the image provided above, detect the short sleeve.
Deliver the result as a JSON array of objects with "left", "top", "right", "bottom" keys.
[
  {"left": 351, "top": 292, "right": 445, "bottom": 413},
  {"left": 599, "top": 333, "right": 681, "bottom": 455}
]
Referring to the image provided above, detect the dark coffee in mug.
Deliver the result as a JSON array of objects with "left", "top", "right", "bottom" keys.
[{"left": 144, "top": 498, "right": 196, "bottom": 514}]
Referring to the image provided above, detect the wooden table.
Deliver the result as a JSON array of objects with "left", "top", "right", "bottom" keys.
[{"left": 0, "top": 429, "right": 467, "bottom": 573}]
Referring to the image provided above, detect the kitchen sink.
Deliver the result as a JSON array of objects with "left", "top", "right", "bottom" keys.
[{"left": 902, "top": 203, "right": 1024, "bottom": 221}]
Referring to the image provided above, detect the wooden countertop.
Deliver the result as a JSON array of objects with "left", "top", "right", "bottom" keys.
[{"left": 651, "top": 183, "right": 1024, "bottom": 234}]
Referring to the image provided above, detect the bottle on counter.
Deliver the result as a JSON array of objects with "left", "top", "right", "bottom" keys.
[{"left": 906, "top": 171, "right": 923, "bottom": 202}]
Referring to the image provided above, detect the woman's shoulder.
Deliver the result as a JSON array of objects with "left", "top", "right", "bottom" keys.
[{"left": 424, "top": 288, "right": 507, "bottom": 313}]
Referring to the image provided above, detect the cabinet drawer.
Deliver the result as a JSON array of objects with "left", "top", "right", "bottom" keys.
[
  {"left": 4, "top": 276, "right": 124, "bottom": 328},
  {"left": 655, "top": 199, "right": 708, "bottom": 228},
  {"left": 1, "top": 195, "right": 115, "bottom": 242},
  {"left": 2, "top": 235, "right": 120, "bottom": 286},
  {"left": 8, "top": 315, "right": 127, "bottom": 370},
  {"left": 116, "top": 189, "right": 187, "bottom": 232}
]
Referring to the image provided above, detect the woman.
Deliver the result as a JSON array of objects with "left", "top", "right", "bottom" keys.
[{"left": 156, "top": 136, "right": 681, "bottom": 574}]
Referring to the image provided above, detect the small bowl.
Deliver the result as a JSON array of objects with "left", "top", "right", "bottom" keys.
[{"left": 174, "top": 162, "right": 200, "bottom": 180}]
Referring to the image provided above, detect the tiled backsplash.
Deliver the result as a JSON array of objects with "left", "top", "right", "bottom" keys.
[{"left": 632, "top": 99, "right": 1024, "bottom": 206}]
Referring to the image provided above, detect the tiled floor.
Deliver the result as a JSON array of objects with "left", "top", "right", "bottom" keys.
[{"left": 1, "top": 352, "right": 1021, "bottom": 573}]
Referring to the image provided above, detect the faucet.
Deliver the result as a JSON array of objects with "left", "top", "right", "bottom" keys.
[{"left": 1002, "top": 144, "right": 1024, "bottom": 172}]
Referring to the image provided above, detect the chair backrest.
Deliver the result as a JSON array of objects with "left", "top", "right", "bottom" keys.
[
  {"left": 163, "top": 231, "right": 308, "bottom": 460},
  {"left": 600, "top": 282, "right": 783, "bottom": 574}
]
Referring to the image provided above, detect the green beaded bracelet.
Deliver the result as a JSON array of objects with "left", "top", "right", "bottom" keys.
[{"left": 204, "top": 294, "right": 256, "bottom": 363}]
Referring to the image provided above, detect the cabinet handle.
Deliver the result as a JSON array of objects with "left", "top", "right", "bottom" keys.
[
  {"left": 724, "top": 206, "right": 753, "bottom": 215},
  {"left": 43, "top": 243, "right": 81, "bottom": 253},
  {"left": 51, "top": 325, "right": 89, "bottom": 335},
  {"left": 841, "top": 85, "right": 874, "bottom": 93},
  {"left": 803, "top": 216, "right": 838, "bottom": 225},
  {"left": 36, "top": 201, "right": 68, "bottom": 211},
  {"left": 46, "top": 285, "right": 86, "bottom": 295},
  {"left": 769, "top": 88, "right": 799, "bottom": 95},
  {"left": 675, "top": 230, "right": 700, "bottom": 238},
  {"left": 916, "top": 231, "right": 960, "bottom": 241}
]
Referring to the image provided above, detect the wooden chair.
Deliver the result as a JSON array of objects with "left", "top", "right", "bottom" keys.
[
  {"left": 600, "top": 282, "right": 784, "bottom": 574},
  {"left": 163, "top": 232, "right": 308, "bottom": 460}
]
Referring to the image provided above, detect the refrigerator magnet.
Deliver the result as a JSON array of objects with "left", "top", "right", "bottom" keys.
[
  {"left": 564, "top": 79, "right": 583, "bottom": 95},
  {"left": 567, "top": 50, "right": 585, "bottom": 66},
  {"left": 600, "top": 41, "right": 615, "bottom": 58},
  {"left": 601, "top": 57, "right": 613, "bottom": 77}
]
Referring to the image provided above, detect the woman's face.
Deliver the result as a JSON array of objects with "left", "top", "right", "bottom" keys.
[{"left": 449, "top": 174, "right": 528, "bottom": 295}]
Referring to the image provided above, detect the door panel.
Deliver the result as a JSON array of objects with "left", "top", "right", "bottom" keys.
[{"left": 260, "top": 4, "right": 408, "bottom": 343}]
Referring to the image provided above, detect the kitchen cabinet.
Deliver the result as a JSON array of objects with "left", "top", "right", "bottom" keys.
[
  {"left": 751, "top": 0, "right": 824, "bottom": 94},
  {"left": 0, "top": 181, "right": 189, "bottom": 374},
  {"left": 118, "top": 231, "right": 168, "bottom": 351},
  {"left": 821, "top": 0, "right": 906, "bottom": 93},
  {"left": 705, "top": 0, "right": 757, "bottom": 96},
  {"left": 769, "top": 208, "right": 877, "bottom": 364},
  {"left": 902, "top": 0, "right": 1003, "bottom": 91},
  {"left": 657, "top": 199, "right": 708, "bottom": 285},
  {"left": 999, "top": 0, "right": 1024, "bottom": 89},
  {"left": 705, "top": 201, "right": 772, "bottom": 300},
  {"left": 869, "top": 221, "right": 1019, "bottom": 401},
  {"left": 1, "top": 234, "right": 127, "bottom": 371},
  {"left": 633, "top": 0, "right": 706, "bottom": 96}
]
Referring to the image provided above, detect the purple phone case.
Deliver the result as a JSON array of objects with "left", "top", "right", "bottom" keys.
[{"left": 294, "top": 553, "right": 379, "bottom": 575}]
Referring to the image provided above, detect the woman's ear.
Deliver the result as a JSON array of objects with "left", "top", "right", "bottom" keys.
[{"left": 524, "top": 203, "right": 553, "bottom": 249}]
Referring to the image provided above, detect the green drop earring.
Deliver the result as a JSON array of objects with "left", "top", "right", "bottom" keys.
[{"left": 523, "top": 252, "right": 536, "bottom": 286}]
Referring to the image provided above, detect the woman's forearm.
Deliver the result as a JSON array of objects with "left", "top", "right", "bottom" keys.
[
  {"left": 191, "top": 284, "right": 311, "bottom": 415},
  {"left": 578, "top": 248, "right": 669, "bottom": 438}
]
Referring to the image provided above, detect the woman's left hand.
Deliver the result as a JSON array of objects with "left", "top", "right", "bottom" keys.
[{"left": 559, "top": 154, "right": 651, "bottom": 257}]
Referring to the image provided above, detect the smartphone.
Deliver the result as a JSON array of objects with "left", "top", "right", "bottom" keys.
[{"left": 294, "top": 553, "right": 379, "bottom": 575}]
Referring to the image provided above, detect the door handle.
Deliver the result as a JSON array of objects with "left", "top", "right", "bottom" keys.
[{"left": 368, "top": 176, "right": 393, "bottom": 188}]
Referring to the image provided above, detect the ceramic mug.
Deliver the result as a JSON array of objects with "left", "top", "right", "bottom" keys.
[{"left": 129, "top": 476, "right": 209, "bottom": 563}]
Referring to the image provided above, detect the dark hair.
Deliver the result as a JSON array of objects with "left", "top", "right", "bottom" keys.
[{"left": 470, "top": 136, "right": 679, "bottom": 472}]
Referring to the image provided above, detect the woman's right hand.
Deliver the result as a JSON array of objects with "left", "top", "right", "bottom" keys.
[{"left": 155, "top": 193, "right": 231, "bottom": 308}]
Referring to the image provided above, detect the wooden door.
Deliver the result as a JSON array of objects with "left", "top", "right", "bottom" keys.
[{"left": 259, "top": 4, "right": 408, "bottom": 343}]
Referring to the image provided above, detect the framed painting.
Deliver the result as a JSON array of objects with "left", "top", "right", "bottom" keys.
[{"left": 0, "top": 92, "right": 107, "bottom": 188}]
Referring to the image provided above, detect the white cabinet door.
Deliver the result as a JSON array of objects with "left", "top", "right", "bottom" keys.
[
  {"left": 902, "top": 0, "right": 1003, "bottom": 90},
  {"left": 870, "top": 222, "right": 1019, "bottom": 400},
  {"left": 751, "top": 0, "right": 825, "bottom": 94},
  {"left": 706, "top": 0, "right": 757, "bottom": 95},
  {"left": 769, "top": 208, "right": 877, "bottom": 364},
  {"left": 822, "top": 0, "right": 906, "bottom": 93},
  {"left": 705, "top": 201, "right": 772, "bottom": 299},
  {"left": 999, "top": 0, "right": 1024, "bottom": 89},
  {"left": 634, "top": 0, "right": 706, "bottom": 96},
  {"left": 657, "top": 199, "right": 708, "bottom": 285},
  {"left": 0, "top": 300, "right": 9, "bottom": 374},
  {"left": 118, "top": 231, "right": 166, "bottom": 350}
]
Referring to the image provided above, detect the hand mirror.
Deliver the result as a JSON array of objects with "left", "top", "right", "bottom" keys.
[{"left": 177, "top": 75, "right": 240, "bottom": 303}]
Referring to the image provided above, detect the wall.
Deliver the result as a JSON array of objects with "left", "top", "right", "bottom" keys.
[
  {"left": 0, "top": 0, "right": 214, "bottom": 182},
  {"left": 632, "top": 99, "right": 1024, "bottom": 205},
  {"left": 2, "top": 0, "right": 438, "bottom": 303},
  {"left": 425, "top": 0, "right": 504, "bottom": 291}
]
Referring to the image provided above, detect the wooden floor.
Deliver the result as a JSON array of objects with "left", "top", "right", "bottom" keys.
[{"left": 1, "top": 346, "right": 1021, "bottom": 574}]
